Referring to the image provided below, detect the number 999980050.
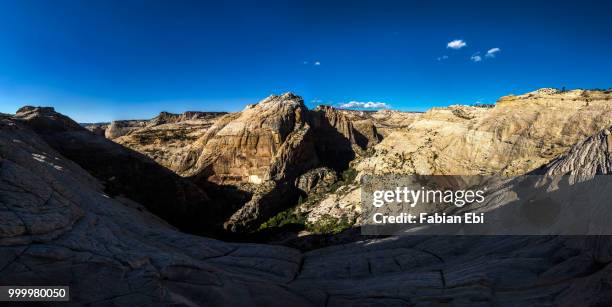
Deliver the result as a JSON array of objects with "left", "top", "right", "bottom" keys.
[{"left": 0, "top": 286, "right": 69, "bottom": 302}]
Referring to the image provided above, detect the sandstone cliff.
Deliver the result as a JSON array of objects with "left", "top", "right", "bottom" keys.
[
  {"left": 187, "top": 93, "right": 317, "bottom": 184},
  {"left": 188, "top": 94, "right": 322, "bottom": 232},
  {"left": 101, "top": 97, "right": 389, "bottom": 183},
  {"left": 104, "top": 119, "right": 147, "bottom": 139},
  {"left": 90, "top": 111, "right": 227, "bottom": 174},
  {"left": 309, "top": 105, "right": 382, "bottom": 171},
  {"left": 152, "top": 94, "right": 388, "bottom": 232},
  {"left": 358, "top": 89, "right": 612, "bottom": 176},
  {"left": 300, "top": 89, "right": 612, "bottom": 226},
  {"left": 149, "top": 111, "right": 226, "bottom": 126}
]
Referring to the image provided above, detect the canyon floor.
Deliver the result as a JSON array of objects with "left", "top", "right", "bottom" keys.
[{"left": 2, "top": 88, "right": 612, "bottom": 305}]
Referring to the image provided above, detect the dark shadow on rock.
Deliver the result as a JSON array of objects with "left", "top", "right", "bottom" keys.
[
  {"left": 193, "top": 178, "right": 254, "bottom": 224},
  {"left": 352, "top": 128, "right": 370, "bottom": 149},
  {"left": 307, "top": 110, "right": 356, "bottom": 173},
  {"left": 261, "top": 226, "right": 388, "bottom": 252},
  {"left": 14, "top": 107, "right": 227, "bottom": 236}
]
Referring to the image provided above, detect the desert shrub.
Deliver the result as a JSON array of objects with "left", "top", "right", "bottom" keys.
[
  {"left": 471, "top": 103, "right": 495, "bottom": 108},
  {"left": 341, "top": 167, "right": 357, "bottom": 182},
  {"left": 260, "top": 168, "right": 358, "bottom": 232},
  {"left": 258, "top": 208, "right": 306, "bottom": 230},
  {"left": 327, "top": 167, "right": 357, "bottom": 193},
  {"left": 306, "top": 214, "right": 354, "bottom": 234}
]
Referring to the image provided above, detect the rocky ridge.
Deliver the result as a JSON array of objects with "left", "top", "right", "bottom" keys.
[
  {"left": 100, "top": 93, "right": 391, "bottom": 232},
  {"left": 295, "top": 89, "right": 612, "bottom": 226},
  {"left": 358, "top": 89, "right": 612, "bottom": 176},
  {"left": 78, "top": 89, "right": 612, "bottom": 233},
  {"left": 86, "top": 111, "right": 227, "bottom": 173},
  {"left": 542, "top": 126, "right": 612, "bottom": 180},
  {"left": 12, "top": 106, "right": 223, "bottom": 235}
]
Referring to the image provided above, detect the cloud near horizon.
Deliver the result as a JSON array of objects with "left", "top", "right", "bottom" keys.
[
  {"left": 311, "top": 98, "right": 323, "bottom": 104},
  {"left": 339, "top": 101, "right": 390, "bottom": 109},
  {"left": 447, "top": 39, "right": 467, "bottom": 49}
]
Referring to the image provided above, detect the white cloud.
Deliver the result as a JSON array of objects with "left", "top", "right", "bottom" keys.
[
  {"left": 485, "top": 47, "right": 501, "bottom": 58},
  {"left": 447, "top": 39, "right": 467, "bottom": 49},
  {"left": 470, "top": 53, "right": 482, "bottom": 62},
  {"left": 437, "top": 55, "right": 449, "bottom": 61},
  {"left": 314, "top": 61, "right": 321, "bottom": 66},
  {"left": 339, "top": 101, "right": 390, "bottom": 109}
]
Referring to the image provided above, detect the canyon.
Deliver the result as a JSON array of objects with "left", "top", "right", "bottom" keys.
[
  {"left": 90, "top": 88, "right": 612, "bottom": 235},
  {"left": 1, "top": 88, "right": 612, "bottom": 305}
]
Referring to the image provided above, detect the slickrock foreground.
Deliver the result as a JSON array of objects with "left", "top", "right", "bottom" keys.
[{"left": 2, "top": 92, "right": 612, "bottom": 305}]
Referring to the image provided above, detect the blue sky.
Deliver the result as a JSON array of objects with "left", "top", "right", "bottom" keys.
[{"left": 1, "top": 0, "right": 611, "bottom": 122}]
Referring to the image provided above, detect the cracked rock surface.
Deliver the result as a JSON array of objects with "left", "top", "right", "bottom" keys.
[{"left": 1, "top": 113, "right": 612, "bottom": 306}]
